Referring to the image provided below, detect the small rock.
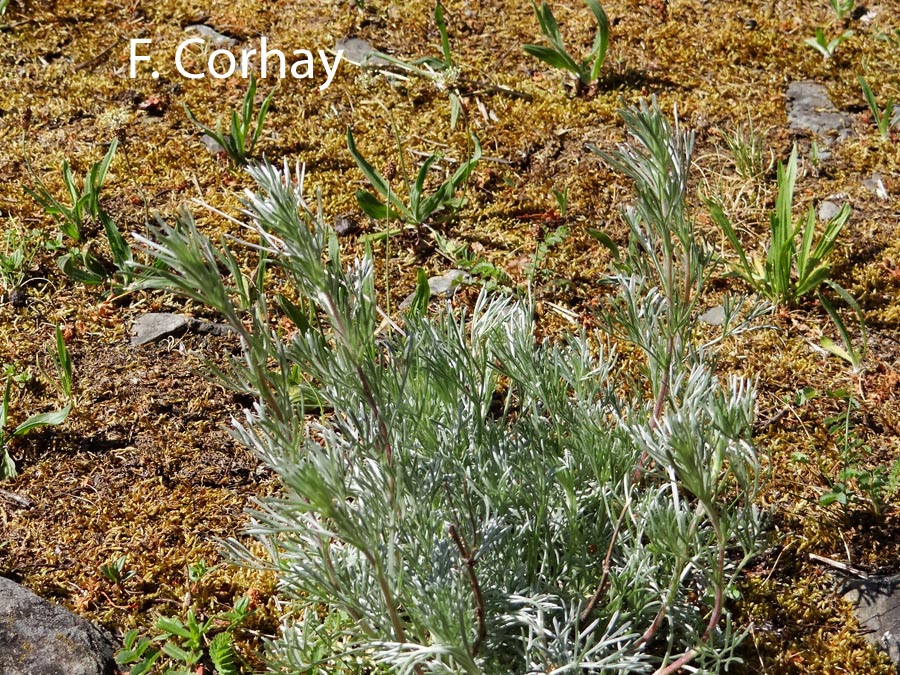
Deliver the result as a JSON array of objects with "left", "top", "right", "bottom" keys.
[
  {"left": 200, "top": 133, "right": 226, "bottom": 155},
  {"left": 0, "top": 576, "right": 118, "bottom": 675},
  {"left": 786, "top": 81, "right": 851, "bottom": 143},
  {"left": 400, "top": 269, "right": 471, "bottom": 308},
  {"left": 187, "top": 318, "right": 233, "bottom": 337},
  {"left": 818, "top": 200, "right": 842, "bottom": 222},
  {"left": 131, "top": 312, "right": 189, "bottom": 346},
  {"left": 335, "top": 37, "right": 389, "bottom": 67},
  {"left": 334, "top": 213, "right": 360, "bottom": 236},
  {"left": 9, "top": 288, "right": 28, "bottom": 308},
  {"left": 863, "top": 174, "right": 889, "bottom": 201},
  {"left": 699, "top": 305, "right": 726, "bottom": 326},
  {"left": 183, "top": 24, "right": 236, "bottom": 48},
  {"left": 842, "top": 574, "right": 900, "bottom": 667},
  {"left": 426, "top": 269, "right": 471, "bottom": 297}
]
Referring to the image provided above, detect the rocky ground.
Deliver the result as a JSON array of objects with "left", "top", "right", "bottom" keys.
[{"left": 1, "top": 0, "right": 899, "bottom": 672}]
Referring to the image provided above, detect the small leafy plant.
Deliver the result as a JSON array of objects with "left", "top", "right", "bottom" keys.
[
  {"left": 818, "top": 391, "right": 900, "bottom": 518},
  {"left": 184, "top": 74, "right": 274, "bottom": 165},
  {"left": 0, "top": 225, "right": 42, "bottom": 296},
  {"left": 1, "top": 326, "right": 73, "bottom": 480},
  {"left": 523, "top": 0, "right": 609, "bottom": 94},
  {"left": 25, "top": 139, "right": 118, "bottom": 243},
  {"left": 804, "top": 27, "right": 854, "bottom": 59},
  {"left": 708, "top": 145, "right": 850, "bottom": 307},
  {"left": 371, "top": 2, "right": 465, "bottom": 127},
  {"left": 718, "top": 117, "right": 770, "bottom": 181},
  {"left": 347, "top": 126, "right": 481, "bottom": 226},
  {"left": 858, "top": 75, "right": 899, "bottom": 140},
  {"left": 25, "top": 139, "right": 133, "bottom": 286},
  {"left": 828, "top": 0, "right": 854, "bottom": 21},
  {"left": 100, "top": 555, "right": 136, "bottom": 584},
  {"left": 116, "top": 597, "right": 250, "bottom": 675}
]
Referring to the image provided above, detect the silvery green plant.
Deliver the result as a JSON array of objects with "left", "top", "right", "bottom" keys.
[{"left": 134, "top": 99, "right": 764, "bottom": 674}]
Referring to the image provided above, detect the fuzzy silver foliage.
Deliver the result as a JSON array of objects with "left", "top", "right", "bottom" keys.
[{"left": 134, "top": 99, "right": 766, "bottom": 674}]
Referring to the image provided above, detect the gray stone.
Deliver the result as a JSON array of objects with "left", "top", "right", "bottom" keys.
[
  {"left": 183, "top": 24, "right": 236, "bottom": 48},
  {"left": 400, "top": 270, "right": 471, "bottom": 309},
  {"left": 0, "top": 576, "right": 118, "bottom": 675},
  {"left": 130, "top": 312, "right": 189, "bottom": 346},
  {"left": 131, "top": 313, "right": 233, "bottom": 346},
  {"left": 818, "top": 200, "right": 842, "bottom": 222},
  {"left": 336, "top": 37, "right": 389, "bottom": 67},
  {"left": 334, "top": 213, "right": 360, "bottom": 236},
  {"left": 188, "top": 318, "right": 233, "bottom": 337},
  {"left": 863, "top": 174, "right": 889, "bottom": 201},
  {"left": 842, "top": 574, "right": 900, "bottom": 666},
  {"left": 200, "top": 133, "right": 226, "bottom": 155},
  {"left": 699, "top": 305, "right": 726, "bottom": 326},
  {"left": 786, "top": 81, "right": 851, "bottom": 143},
  {"left": 427, "top": 269, "right": 471, "bottom": 297}
]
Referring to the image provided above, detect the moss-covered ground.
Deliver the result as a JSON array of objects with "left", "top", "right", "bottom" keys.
[{"left": 0, "top": 0, "right": 899, "bottom": 672}]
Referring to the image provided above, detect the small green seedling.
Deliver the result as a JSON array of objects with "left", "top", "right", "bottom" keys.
[
  {"left": 25, "top": 140, "right": 133, "bottom": 286},
  {"left": 804, "top": 27, "right": 854, "bottom": 59},
  {"left": 371, "top": 2, "right": 465, "bottom": 127},
  {"left": 858, "top": 75, "right": 898, "bottom": 140},
  {"left": 524, "top": 0, "right": 609, "bottom": 94},
  {"left": 828, "top": 0, "right": 854, "bottom": 20},
  {"left": 26, "top": 139, "right": 118, "bottom": 243},
  {"left": 116, "top": 597, "right": 251, "bottom": 675},
  {"left": 0, "top": 226, "right": 42, "bottom": 295},
  {"left": 347, "top": 127, "right": 481, "bottom": 226},
  {"left": 100, "top": 555, "right": 136, "bottom": 584},
  {"left": 1, "top": 326, "right": 73, "bottom": 480},
  {"left": 708, "top": 145, "right": 850, "bottom": 307},
  {"left": 184, "top": 75, "right": 274, "bottom": 165},
  {"left": 819, "top": 391, "right": 900, "bottom": 518},
  {"left": 709, "top": 145, "right": 865, "bottom": 371},
  {"left": 819, "top": 281, "right": 867, "bottom": 373}
]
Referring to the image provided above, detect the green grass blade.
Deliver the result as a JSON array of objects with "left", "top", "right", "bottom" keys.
[
  {"left": 55, "top": 324, "right": 72, "bottom": 399},
  {"left": 434, "top": 1, "right": 452, "bottom": 66},
  {"left": 1, "top": 376, "right": 10, "bottom": 432},
  {"left": 250, "top": 84, "right": 275, "bottom": 153},
  {"left": 522, "top": 44, "right": 581, "bottom": 76},
  {"left": 796, "top": 206, "right": 817, "bottom": 281},
  {"left": 346, "top": 128, "right": 407, "bottom": 214},
  {"left": 706, "top": 200, "right": 753, "bottom": 279},
  {"left": 585, "top": 0, "right": 609, "bottom": 81},
  {"left": 809, "top": 203, "right": 850, "bottom": 267},
  {"left": 10, "top": 401, "right": 71, "bottom": 437},
  {"left": 91, "top": 139, "right": 118, "bottom": 195}
]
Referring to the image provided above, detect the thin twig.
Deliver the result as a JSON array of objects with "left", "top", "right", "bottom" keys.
[
  {"left": 580, "top": 495, "right": 630, "bottom": 624},
  {"left": 75, "top": 36, "right": 123, "bottom": 71},
  {"left": 0, "top": 488, "right": 33, "bottom": 507},
  {"left": 809, "top": 553, "right": 871, "bottom": 579},
  {"left": 449, "top": 523, "right": 487, "bottom": 657}
]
